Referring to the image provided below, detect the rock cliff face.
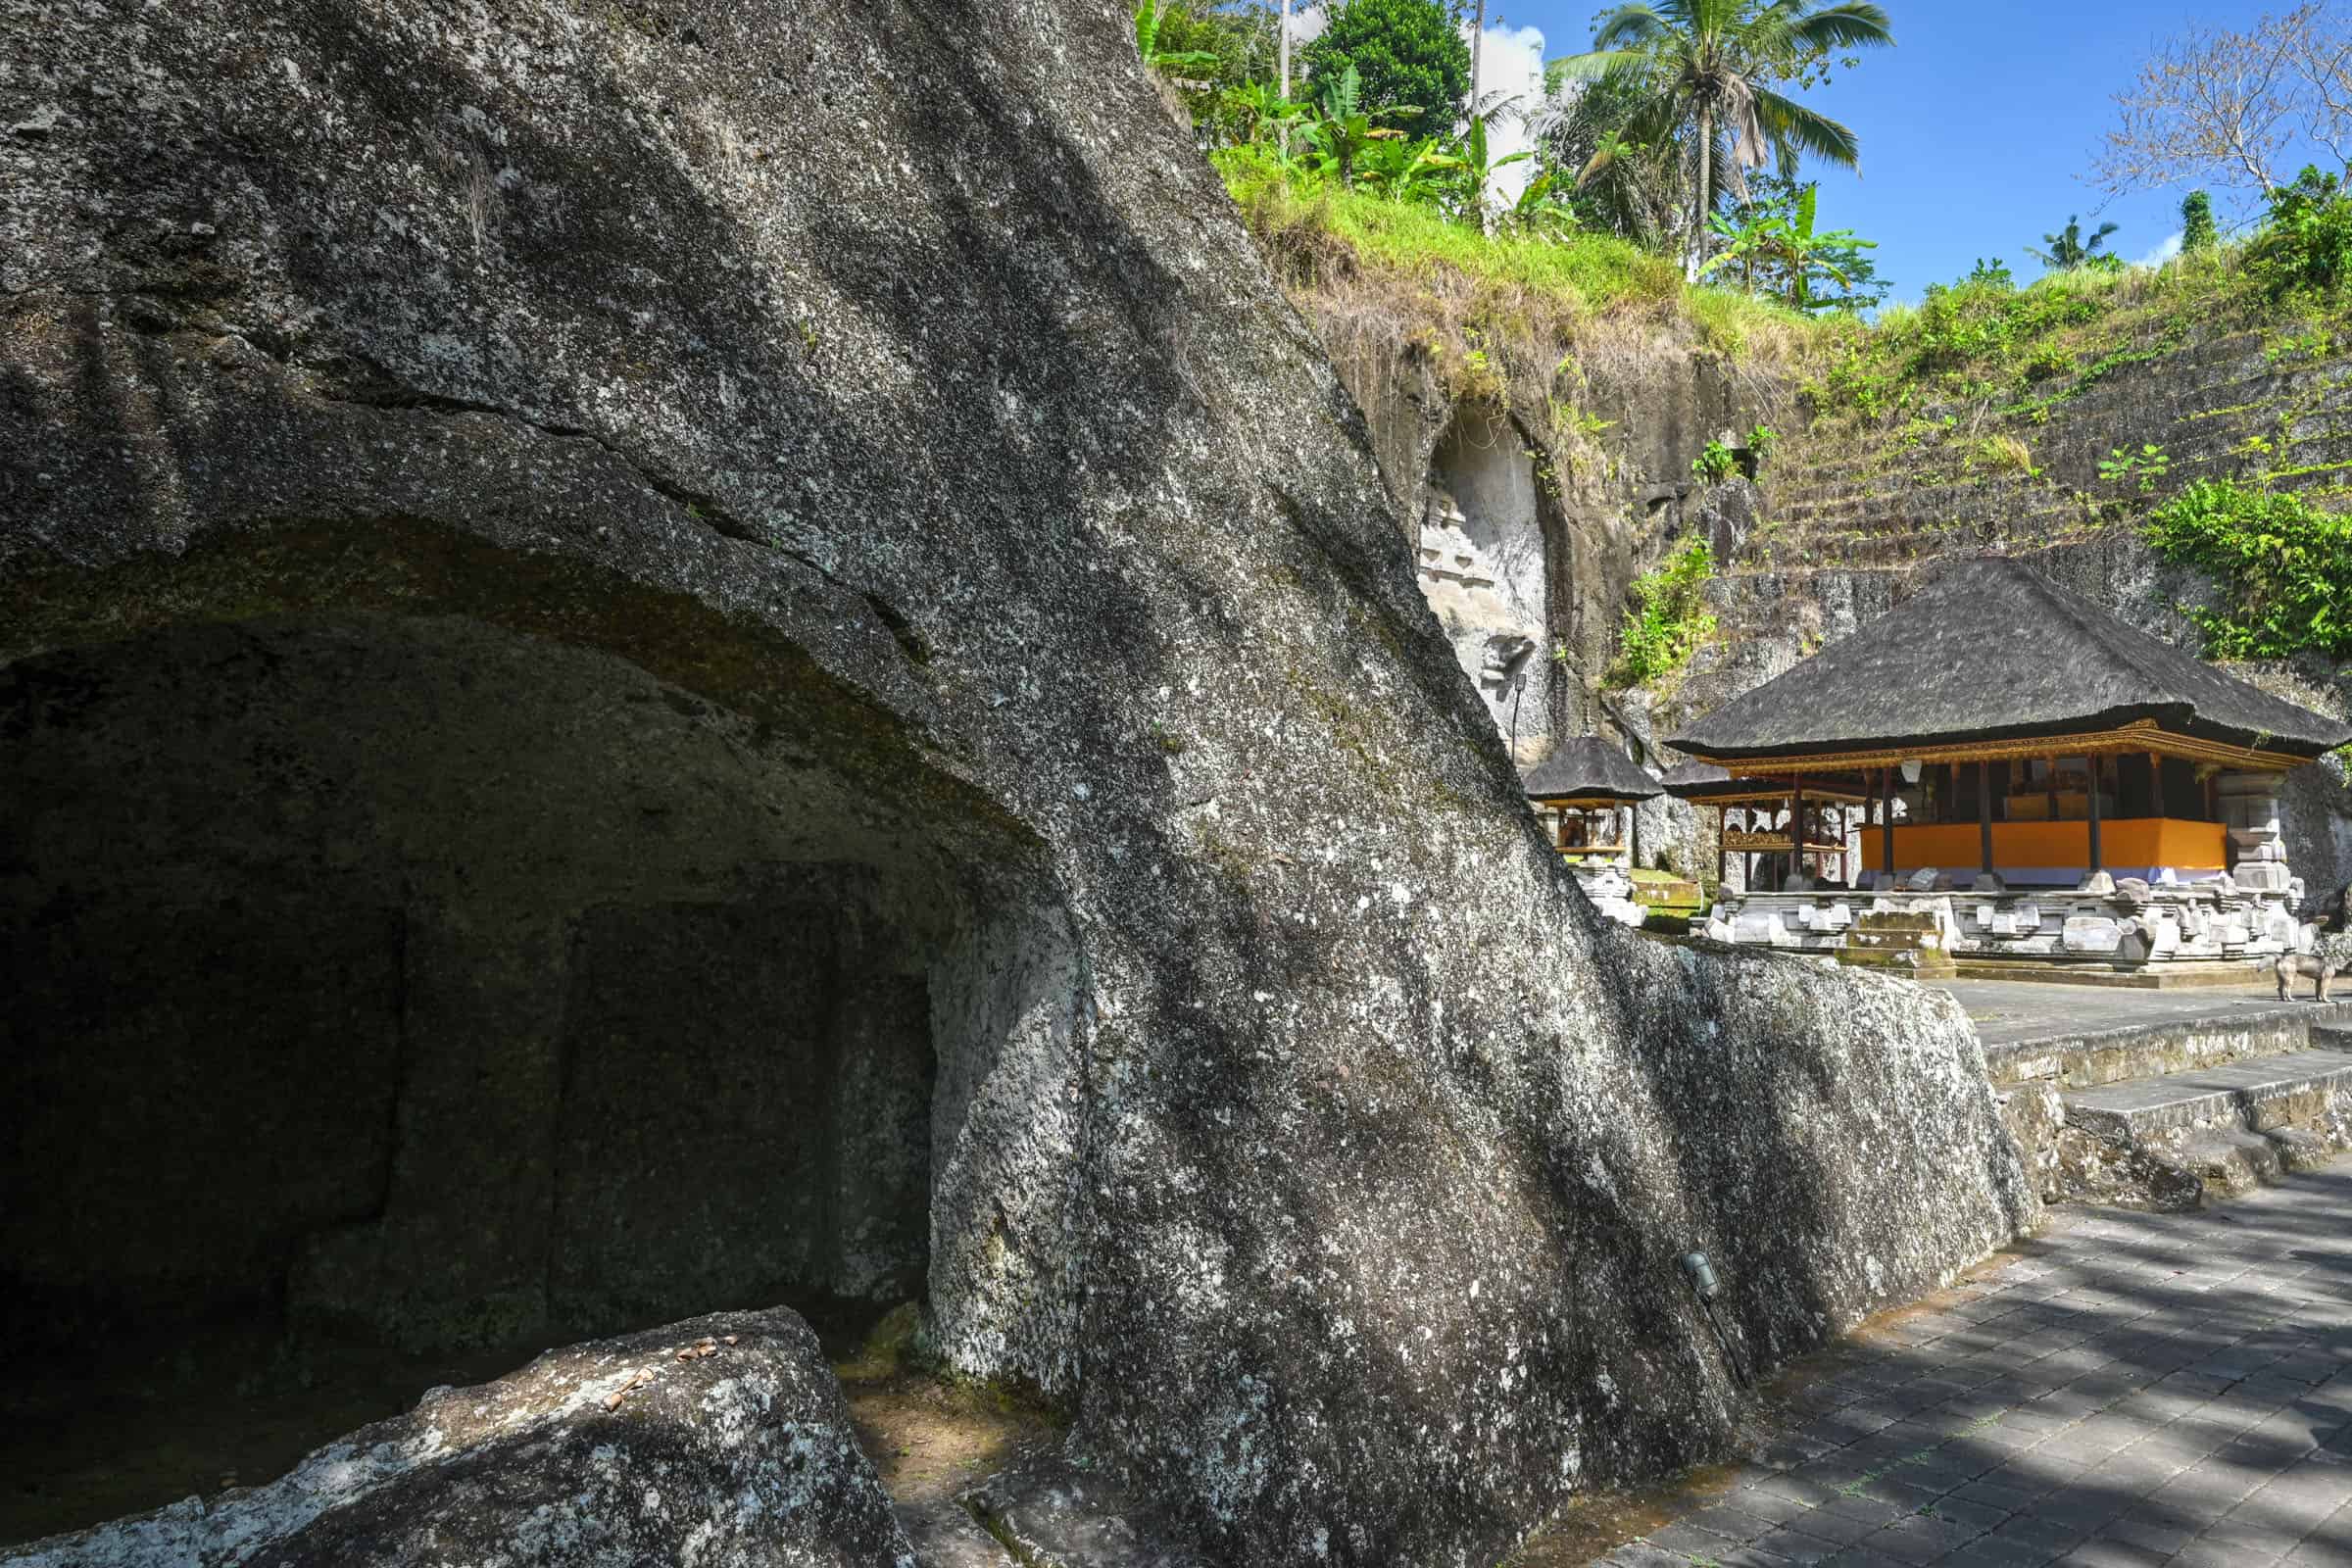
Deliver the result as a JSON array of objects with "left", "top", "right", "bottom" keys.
[
  {"left": 1327, "top": 315, "right": 1779, "bottom": 760},
  {"left": 1, "top": 1, "right": 2030, "bottom": 1562}
]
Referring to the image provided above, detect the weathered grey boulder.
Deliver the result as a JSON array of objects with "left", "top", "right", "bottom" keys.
[
  {"left": 0, "top": 1, "right": 2034, "bottom": 1564},
  {"left": 0, "top": 1310, "right": 914, "bottom": 1567}
]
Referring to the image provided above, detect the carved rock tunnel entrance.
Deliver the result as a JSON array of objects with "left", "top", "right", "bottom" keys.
[{"left": 0, "top": 564, "right": 1076, "bottom": 1544}]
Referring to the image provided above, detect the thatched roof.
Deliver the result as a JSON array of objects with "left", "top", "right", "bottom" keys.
[
  {"left": 1670, "top": 559, "right": 2352, "bottom": 761},
  {"left": 1523, "top": 735, "right": 1661, "bottom": 803},
  {"left": 1656, "top": 760, "right": 1731, "bottom": 796}
]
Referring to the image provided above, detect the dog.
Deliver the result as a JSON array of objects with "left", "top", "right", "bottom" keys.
[
  {"left": 2277, "top": 883, "right": 2352, "bottom": 1002},
  {"left": 2277, "top": 949, "right": 2341, "bottom": 1002}
]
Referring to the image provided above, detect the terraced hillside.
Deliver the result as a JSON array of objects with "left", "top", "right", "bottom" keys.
[{"left": 1748, "top": 331, "right": 2352, "bottom": 573}]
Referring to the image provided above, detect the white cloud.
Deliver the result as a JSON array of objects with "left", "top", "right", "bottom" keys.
[
  {"left": 2137, "top": 230, "right": 2183, "bottom": 269},
  {"left": 1286, "top": 2, "right": 1328, "bottom": 49},
  {"left": 1467, "top": 22, "right": 1548, "bottom": 206}
]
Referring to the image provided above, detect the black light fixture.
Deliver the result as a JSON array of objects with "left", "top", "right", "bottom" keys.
[{"left": 1681, "top": 1249, "right": 1749, "bottom": 1388}]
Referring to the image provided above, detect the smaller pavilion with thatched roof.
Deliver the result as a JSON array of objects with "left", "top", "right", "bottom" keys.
[
  {"left": 1666, "top": 560, "right": 2352, "bottom": 980},
  {"left": 1659, "top": 760, "right": 1873, "bottom": 892},
  {"left": 1523, "top": 735, "right": 1661, "bottom": 927}
]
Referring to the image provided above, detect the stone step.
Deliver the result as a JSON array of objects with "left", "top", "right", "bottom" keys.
[
  {"left": 2061, "top": 1043, "right": 2352, "bottom": 1140},
  {"left": 2048, "top": 1042, "right": 2352, "bottom": 1206},
  {"left": 1984, "top": 1008, "right": 2352, "bottom": 1091},
  {"left": 2177, "top": 1127, "right": 2288, "bottom": 1199}
]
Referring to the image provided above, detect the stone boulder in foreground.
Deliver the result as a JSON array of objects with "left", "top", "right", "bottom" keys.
[
  {"left": 1, "top": 0, "right": 2033, "bottom": 1563},
  {"left": 0, "top": 1310, "right": 912, "bottom": 1567}
]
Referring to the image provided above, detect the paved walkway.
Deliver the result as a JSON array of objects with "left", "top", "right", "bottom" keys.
[
  {"left": 1936, "top": 980, "right": 2329, "bottom": 1052},
  {"left": 1587, "top": 1168, "right": 2352, "bottom": 1567}
]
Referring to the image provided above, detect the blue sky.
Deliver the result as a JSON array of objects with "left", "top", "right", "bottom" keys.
[{"left": 1478, "top": 0, "right": 2321, "bottom": 301}]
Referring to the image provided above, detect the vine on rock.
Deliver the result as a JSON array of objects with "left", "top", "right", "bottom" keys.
[
  {"left": 2142, "top": 478, "right": 2352, "bottom": 660},
  {"left": 1608, "top": 539, "right": 1718, "bottom": 688}
]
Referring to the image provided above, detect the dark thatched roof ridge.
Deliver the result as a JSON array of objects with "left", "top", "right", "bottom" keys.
[
  {"left": 1523, "top": 735, "right": 1662, "bottom": 802},
  {"left": 1657, "top": 760, "right": 1731, "bottom": 793},
  {"left": 1670, "top": 559, "right": 2352, "bottom": 760}
]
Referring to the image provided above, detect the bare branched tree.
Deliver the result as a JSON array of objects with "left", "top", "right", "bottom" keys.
[{"left": 2093, "top": 4, "right": 2352, "bottom": 211}]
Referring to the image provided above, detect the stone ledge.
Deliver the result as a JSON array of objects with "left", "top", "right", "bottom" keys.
[
  {"left": 1979, "top": 999, "right": 2352, "bottom": 1088},
  {"left": 2062, "top": 1044, "right": 2352, "bottom": 1137},
  {"left": 1949, "top": 958, "right": 2281, "bottom": 990}
]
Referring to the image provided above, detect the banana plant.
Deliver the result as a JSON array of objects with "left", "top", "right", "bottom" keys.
[
  {"left": 1221, "top": 79, "right": 1311, "bottom": 157},
  {"left": 1356, "top": 135, "right": 1466, "bottom": 205},
  {"left": 1298, "top": 62, "right": 1422, "bottom": 188},
  {"left": 1699, "top": 181, "right": 1878, "bottom": 311},
  {"left": 1134, "top": 0, "right": 1220, "bottom": 84},
  {"left": 1454, "top": 115, "right": 1533, "bottom": 222},
  {"left": 1494, "top": 170, "right": 1581, "bottom": 240}
]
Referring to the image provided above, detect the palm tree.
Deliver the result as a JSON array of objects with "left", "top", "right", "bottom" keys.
[
  {"left": 1532, "top": 61, "right": 1680, "bottom": 248},
  {"left": 1549, "top": 0, "right": 1894, "bottom": 274},
  {"left": 2028, "top": 215, "right": 2121, "bottom": 270}
]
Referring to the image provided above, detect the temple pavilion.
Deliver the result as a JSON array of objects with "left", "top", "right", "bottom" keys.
[
  {"left": 1666, "top": 560, "right": 2352, "bottom": 976},
  {"left": 1659, "top": 759, "right": 1869, "bottom": 891},
  {"left": 1523, "top": 735, "right": 1661, "bottom": 926}
]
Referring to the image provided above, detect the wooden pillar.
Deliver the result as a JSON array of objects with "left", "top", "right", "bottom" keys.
[
  {"left": 1880, "top": 765, "right": 1896, "bottom": 881},
  {"left": 2087, "top": 754, "right": 2105, "bottom": 872},
  {"left": 2046, "top": 753, "right": 2059, "bottom": 823},
  {"left": 1790, "top": 774, "right": 1806, "bottom": 886},
  {"left": 1977, "top": 760, "right": 1995, "bottom": 879},
  {"left": 1715, "top": 806, "right": 1728, "bottom": 890},
  {"left": 1629, "top": 800, "right": 1641, "bottom": 871},
  {"left": 2148, "top": 751, "right": 2166, "bottom": 818}
]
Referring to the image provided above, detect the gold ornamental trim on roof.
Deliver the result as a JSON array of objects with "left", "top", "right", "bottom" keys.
[
  {"left": 1531, "top": 794, "right": 1640, "bottom": 808},
  {"left": 1696, "top": 719, "right": 2304, "bottom": 777},
  {"left": 1721, "top": 832, "right": 1848, "bottom": 854},
  {"left": 1691, "top": 785, "right": 1871, "bottom": 807}
]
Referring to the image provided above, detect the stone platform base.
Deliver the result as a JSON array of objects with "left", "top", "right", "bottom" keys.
[
  {"left": 1571, "top": 863, "right": 1647, "bottom": 928},
  {"left": 1949, "top": 958, "right": 2277, "bottom": 990},
  {"left": 1837, "top": 907, "right": 1958, "bottom": 979},
  {"left": 1704, "top": 883, "right": 2310, "bottom": 977}
]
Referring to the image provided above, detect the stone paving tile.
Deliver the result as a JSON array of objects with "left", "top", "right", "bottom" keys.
[
  {"left": 1936, "top": 979, "right": 2352, "bottom": 1051},
  {"left": 1577, "top": 1166, "right": 2352, "bottom": 1566}
]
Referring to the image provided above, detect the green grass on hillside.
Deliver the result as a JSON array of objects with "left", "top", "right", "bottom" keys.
[
  {"left": 1218, "top": 153, "right": 1819, "bottom": 363},
  {"left": 1800, "top": 251, "right": 2291, "bottom": 430}
]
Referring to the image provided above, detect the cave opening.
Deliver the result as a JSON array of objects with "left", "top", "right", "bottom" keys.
[{"left": 0, "top": 612, "right": 1030, "bottom": 1544}]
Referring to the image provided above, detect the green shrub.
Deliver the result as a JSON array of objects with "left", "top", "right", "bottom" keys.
[
  {"left": 2181, "top": 190, "right": 2218, "bottom": 256},
  {"left": 2021, "top": 338, "right": 2074, "bottom": 380},
  {"left": 1691, "top": 438, "right": 1739, "bottom": 483},
  {"left": 1299, "top": 0, "right": 1469, "bottom": 136},
  {"left": 1608, "top": 540, "right": 1718, "bottom": 687},
  {"left": 2098, "top": 443, "right": 2171, "bottom": 493},
  {"left": 2143, "top": 478, "right": 2352, "bottom": 658},
  {"left": 2248, "top": 167, "right": 2352, "bottom": 297}
]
